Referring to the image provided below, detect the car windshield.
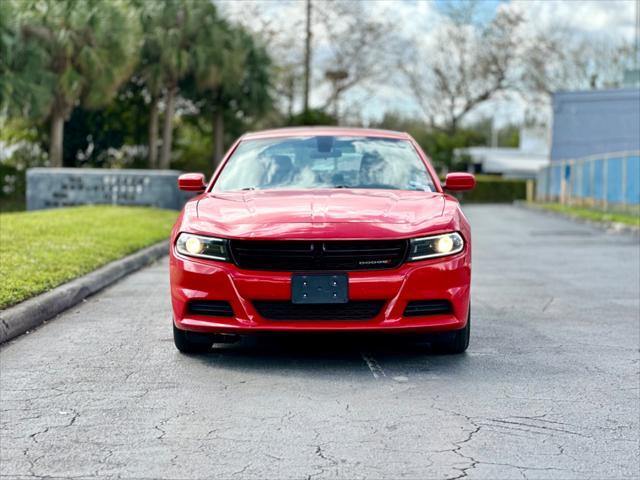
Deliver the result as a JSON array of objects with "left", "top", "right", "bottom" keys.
[{"left": 212, "top": 136, "right": 436, "bottom": 192}]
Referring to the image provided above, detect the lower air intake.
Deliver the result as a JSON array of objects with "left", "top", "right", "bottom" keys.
[
  {"left": 254, "top": 301, "right": 384, "bottom": 321},
  {"left": 403, "top": 300, "right": 452, "bottom": 317},
  {"left": 187, "top": 300, "right": 234, "bottom": 317}
]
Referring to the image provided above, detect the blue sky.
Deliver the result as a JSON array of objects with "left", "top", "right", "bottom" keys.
[{"left": 432, "top": 0, "right": 507, "bottom": 20}]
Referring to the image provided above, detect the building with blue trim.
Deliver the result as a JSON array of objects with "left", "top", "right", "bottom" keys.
[
  {"left": 537, "top": 88, "right": 640, "bottom": 208},
  {"left": 551, "top": 88, "right": 640, "bottom": 161}
]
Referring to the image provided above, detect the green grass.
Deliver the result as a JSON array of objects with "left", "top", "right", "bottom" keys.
[
  {"left": 538, "top": 203, "right": 640, "bottom": 227},
  {"left": 0, "top": 206, "right": 177, "bottom": 309}
]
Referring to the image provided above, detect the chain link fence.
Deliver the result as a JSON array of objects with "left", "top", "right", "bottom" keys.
[{"left": 536, "top": 151, "right": 640, "bottom": 213}]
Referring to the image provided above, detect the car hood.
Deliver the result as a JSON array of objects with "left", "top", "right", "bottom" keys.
[{"left": 189, "top": 189, "right": 450, "bottom": 239}]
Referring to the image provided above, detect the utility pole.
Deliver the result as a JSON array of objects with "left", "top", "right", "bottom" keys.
[{"left": 303, "top": 0, "right": 312, "bottom": 115}]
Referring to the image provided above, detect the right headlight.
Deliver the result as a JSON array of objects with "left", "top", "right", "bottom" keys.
[
  {"left": 175, "top": 233, "right": 230, "bottom": 261},
  {"left": 408, "top": 232, "right": 464, "bottom": 261}
]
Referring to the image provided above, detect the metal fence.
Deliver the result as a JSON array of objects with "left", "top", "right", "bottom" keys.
[{"left": 536, "top": 151, "right": 640, "bottom": 212}]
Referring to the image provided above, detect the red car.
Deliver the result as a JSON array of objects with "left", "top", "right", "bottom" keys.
[{"left": 170, "top": 127, "right": 475, "bottom": 354}]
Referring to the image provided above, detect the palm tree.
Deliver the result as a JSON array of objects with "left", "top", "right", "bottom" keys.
[
  {"left": 138, "top": 0, "right": 208, "bottom": 170},
  {"left": 193, "top": 24, "right": 272, "bottom": 168},
  {"left": 138, "top": 2, "right": 166, "bottom": 169},
  {"left": 13, "top": 0, "right": 140, "bottom": 167},
  {"left": 0, "top": 0, "right": 53, "bottom": 122}
]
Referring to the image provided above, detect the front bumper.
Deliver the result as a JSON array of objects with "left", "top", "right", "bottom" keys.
[{"left": 170, "top": 251, "right": 471, "bottom": 334}]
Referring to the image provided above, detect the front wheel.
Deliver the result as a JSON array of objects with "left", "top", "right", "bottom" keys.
[
  {"left": 432, "top": 311, "right": 470, "bottom": 354},
  {"left": 173, "top": 324, "right": 213, "bottom": 354}
]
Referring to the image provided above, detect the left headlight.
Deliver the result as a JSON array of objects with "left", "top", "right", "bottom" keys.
[
  {"left": 408, "top": 232, "right": 464, "bottom": 261},
  {"left": 175, "top": 233, "right": 230, "bottom": 261}
]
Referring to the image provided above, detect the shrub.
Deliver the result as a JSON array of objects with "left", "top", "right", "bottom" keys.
[
  {"left": 0, "top": 141, "right": 48, "bottom": 211},
  {"left": 451, "top": 175, "right": 527, "bottom": 203}
]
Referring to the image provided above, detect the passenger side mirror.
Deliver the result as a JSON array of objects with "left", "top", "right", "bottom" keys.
[
  {"left": 178, "top": 173, "right": 206, "bottom": 192},
  {"left": 444, "top": 173, "right": 476, "bottom": 192}
]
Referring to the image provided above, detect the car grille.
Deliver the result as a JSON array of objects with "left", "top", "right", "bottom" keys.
[
  {"left": 254, "top": 301, "right": 385, "bottom": 321},
  {"left": 403, "top": 300, "right": 452, "bottom": 317},
  {"left": 187, "top": 300, "right": 234, "bottom": 317},
  {"left": 229, "top": 240, "right": 408, "bottom": 271}
]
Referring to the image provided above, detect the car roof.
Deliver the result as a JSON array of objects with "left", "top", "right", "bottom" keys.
[{"left": 241, "top": 126, "right": 411, "bottom": 141}]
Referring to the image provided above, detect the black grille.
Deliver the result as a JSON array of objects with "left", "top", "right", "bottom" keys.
[
  {"left": 187, "top": 300, "right": 234, "bottom": 317},
  {"left": 404, "top": 300, "right": 452, "bottom": 317},
  {"left": 229, "top": 240, "right": 408, "bottom": 271},
  {"left": 254, "top": 301, "right": 384, "bottom": 321}
]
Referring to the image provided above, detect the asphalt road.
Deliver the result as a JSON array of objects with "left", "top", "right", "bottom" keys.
[{"left": 1, "top": 205, "right": 639, "bottom": 480}]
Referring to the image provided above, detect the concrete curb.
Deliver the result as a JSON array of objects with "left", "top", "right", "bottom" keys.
[
  {"left": 514, "top": 201, "right": 640, "bottom": 236},
  {"left": 0, "top": 240, "right": 168, "bottom": 344}
]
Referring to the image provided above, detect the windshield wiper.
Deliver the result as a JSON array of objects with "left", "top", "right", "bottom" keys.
[{"left": 240, "top": 187, "right": 256, "bottom": 191}]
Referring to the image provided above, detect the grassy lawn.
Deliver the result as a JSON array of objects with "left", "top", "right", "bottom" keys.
[
  {"left": 538, "top": 203, "right": 640, "bottom": 227},
  {"left": 0, "top": 206, "right": 177, "bottom": 309}
]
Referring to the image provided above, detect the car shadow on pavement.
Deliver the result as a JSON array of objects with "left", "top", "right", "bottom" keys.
[{"left": 186, "top": 333, "right": 471, "bottom": 378}]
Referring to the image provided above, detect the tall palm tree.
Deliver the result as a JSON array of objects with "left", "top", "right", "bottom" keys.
[
  {"left": 14, "top": 0, "right": 140, "bottom": 167},
  {"left": 0, "top": 0, "right": 53, "bottom": 122},
  {"left": 138, "top": 2, "right": 166, "bottom": 169},
  {"left": 194, "top": 24, "right": 272, "bottom": 168},
  {"left": 139, "top": 0, "right": 209, "bottom": 170}
]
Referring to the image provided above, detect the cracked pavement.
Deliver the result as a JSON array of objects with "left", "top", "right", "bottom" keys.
[{"left": 1, "top": 205, "right": 639, "bottom": 479}]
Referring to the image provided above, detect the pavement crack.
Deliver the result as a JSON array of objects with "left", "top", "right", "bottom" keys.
[
  {"left": 447, "top": 423, "right": 482, "bottom": 480},
  {"left": 314, "top": 445, "right": 330, "bottom": 462},
  {"left": 28, "top": 409, "right": 79, "bottom": 445},
  {"left": 154, "top": 419, "right": 169, "bottom": 440},
  {"left": 231, "top": 463, "right": 251, "bottom": 477},
  {"left": 482, "top": 417, "right": 588, "bottom": 437}
]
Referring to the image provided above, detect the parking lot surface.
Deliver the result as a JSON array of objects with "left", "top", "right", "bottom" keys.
[{"left": 1, "top": 205, "right": 639, "bottom": 479}]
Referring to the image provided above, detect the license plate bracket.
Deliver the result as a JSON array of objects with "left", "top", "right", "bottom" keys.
[{"left": 291, "top": 274, "right": 348, "bottom": 304}]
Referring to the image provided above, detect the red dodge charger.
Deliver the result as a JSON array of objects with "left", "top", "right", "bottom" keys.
[{"left": 170, "top": 127, "right": 475, "bottom": 354}]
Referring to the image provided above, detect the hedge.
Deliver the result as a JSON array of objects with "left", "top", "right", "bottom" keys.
[
  {"left": 450, "top": 175, "right": 527, "bottom": 203},
  {"left": 0, "top": 164, "right": 26, "bottom": 212}
]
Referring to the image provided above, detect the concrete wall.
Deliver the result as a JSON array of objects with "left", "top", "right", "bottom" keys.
[
  {"left": 26, "top": 168, "right": 193, "bottom": 211},
  {"left": 550, "top": 88, "right": 640, "bottom": 161}
]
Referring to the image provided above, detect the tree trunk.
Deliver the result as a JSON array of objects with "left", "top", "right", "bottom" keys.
[
  {"left": 213, "top": 110, "right": 225, "bottom": 169},
  {"left": 159, "top": 87, "right": 177, "bottom": 170},
  {"left": 448, "top": 116, "right": 458, "bottom": 136},
  {"left": 49, "top": 111, "right": 65, "bottom": 168},
  {"left": 148, "top": 98, "right": 159, "bottom": 169}
]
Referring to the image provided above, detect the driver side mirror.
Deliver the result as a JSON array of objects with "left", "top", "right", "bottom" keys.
[
  {"left": 444, "top": 173, "right": 476, "bottom": 191},
  {"left": 178, "top": 173, "right": 206, "bottom": 192}
]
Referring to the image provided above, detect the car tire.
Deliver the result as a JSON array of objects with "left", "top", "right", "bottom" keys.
[
  {"left": 173, "top": 323, "right": 213, "bottom": 354},
  {"left": 433, "top": 310, "right": 470, "bottom": 354}
]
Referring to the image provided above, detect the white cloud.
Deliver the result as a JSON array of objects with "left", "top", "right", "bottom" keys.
[
  {"left": 514, "top": 0, "right": 636, "bottom": 41},
  {"left": 215, "top": 0, "right": 637, "bottom": 125}
]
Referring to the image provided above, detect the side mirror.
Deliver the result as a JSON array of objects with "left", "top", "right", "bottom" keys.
[
  {"left": 178, "top": 173, "right": 206, "bottom": 192},
  {"left": 444, "top": 173, "right": 476, "bottom": 192}
]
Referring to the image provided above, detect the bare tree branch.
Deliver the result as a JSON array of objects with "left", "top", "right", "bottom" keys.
[{"left": 403, "top": 5, "right": 523, "bottom": 133}]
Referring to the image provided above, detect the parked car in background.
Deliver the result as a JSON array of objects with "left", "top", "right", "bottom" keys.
[{"left": 170, "top": 127, "right": 476, "bottom": 354}]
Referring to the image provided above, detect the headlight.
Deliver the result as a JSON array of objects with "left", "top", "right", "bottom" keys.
[
  {"left": 408, "top": 232, "right": 464, "bottom": 261},
  {"left": 175, "top": 233, "right": 229, "bottom": 261}
]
